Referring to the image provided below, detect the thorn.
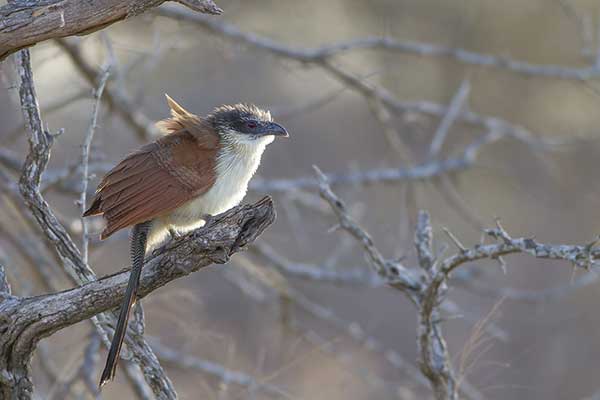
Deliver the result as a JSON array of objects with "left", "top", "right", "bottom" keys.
[
  {"left": 312, "top": 165, "right": 327, "bottom": 182},
  {"left": 479, "top": 231, "right": 488, "bottom": 245},
  {"left": 442, "top": 227, "right": 466, "bottom": 253},
  {"left": 51, "top": 128, "right": 65, "bottom": 138},
  {"left": 494, "top": 218, "right": 507, "bottom": 234},
  {"left": 493, "top": 255, "right": 507, "bottom": 274},
  {"left": 327, "top": 224, "right": 341, "bottom": 233},
  {"left": 393, "top": 254, "right": 406, "bottom": 263},
  {"left": 584, "top": 235, "right": 600, "bottom": 252}
]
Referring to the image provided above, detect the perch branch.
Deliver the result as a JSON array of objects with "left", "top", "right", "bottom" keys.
[{"left": 0, "top": 196, "right": 275, "bottom": 399}]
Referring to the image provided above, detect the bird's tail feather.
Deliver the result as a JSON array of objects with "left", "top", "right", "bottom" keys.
[{"left": 99, "top": 221, "right": 151, "bottom": 387}]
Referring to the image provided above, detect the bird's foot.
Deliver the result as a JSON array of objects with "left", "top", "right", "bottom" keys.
[
  {"left": 168, "top": 228, "right": 182, "bottom": 241},
  {"left": 201, "top": 214, "right": 214, "bottom": 226}
]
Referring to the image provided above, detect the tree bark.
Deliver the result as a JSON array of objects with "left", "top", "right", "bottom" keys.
[
  {"left": 0, "top": 0, "right": 221, "bottom": 61},
  {"left": 0, "top": 196, "right": 275, "bottom": 400}
]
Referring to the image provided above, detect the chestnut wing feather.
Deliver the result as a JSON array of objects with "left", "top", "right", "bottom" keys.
[{"left": 84, "top": 131, "right": 218, "bottom": 239}]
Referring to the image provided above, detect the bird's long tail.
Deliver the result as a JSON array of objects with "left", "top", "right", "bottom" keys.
[{"left": 99, "top": 221, "right": 151, "bottom": 387}]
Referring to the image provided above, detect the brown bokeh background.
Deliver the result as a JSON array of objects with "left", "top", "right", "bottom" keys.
[{"left": 3, "top": 1, "right": 600, "bottom": 399}]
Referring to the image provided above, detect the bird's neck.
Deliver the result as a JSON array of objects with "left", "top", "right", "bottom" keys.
[{"left": 216, "top": 137, "right": 272, "bottom": 182}]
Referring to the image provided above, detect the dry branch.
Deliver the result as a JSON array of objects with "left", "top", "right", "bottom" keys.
[
  {"left": 158, "top": 5, "right": 600, "bottom": 80},
  {"left": 55, "top": 38, "right": 159, "bottom": 141},
  {"left": 151, "top": 338, "right": 291, "bottom": 399},
  {"left": 0, "top": 0, "right": 221, "bottom": 60},
  {"left": 313, "top": 168, "right": 600, "bottom": 400},
  {"left": 0, "top": 196, "right": 275, "bottom": 399},
  {"left": 251, "top": 130, "right": 499, "bottom": 192}
]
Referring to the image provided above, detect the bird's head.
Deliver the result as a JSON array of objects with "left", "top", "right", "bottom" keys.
[{"left": 207, "top": 103, "right": 289, "bottom": 146}]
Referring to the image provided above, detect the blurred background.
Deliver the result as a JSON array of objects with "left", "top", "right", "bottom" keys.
[{"left": 3, "top": 0, "right": 600, "bottom": 399}]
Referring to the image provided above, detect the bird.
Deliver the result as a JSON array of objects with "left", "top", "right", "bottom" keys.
[{"left": 83, "top": 95, "right": 288, "bottom": 387}]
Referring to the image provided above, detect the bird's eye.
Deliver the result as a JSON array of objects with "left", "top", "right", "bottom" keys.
[{"left": 245, "top": 121, "right": 257, "bottom": 129}]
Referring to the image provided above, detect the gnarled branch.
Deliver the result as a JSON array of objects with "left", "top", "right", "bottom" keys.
[
  {"left": 0, "top": 196, "right": 275, "bottom": 399},
  {"left": 0, "top": 0, "right": 221, "bottom": 61}
]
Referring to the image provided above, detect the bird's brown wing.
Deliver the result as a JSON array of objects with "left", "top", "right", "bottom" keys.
[{"left": 84, "top": 129, "right": 218, "bottom": 239}]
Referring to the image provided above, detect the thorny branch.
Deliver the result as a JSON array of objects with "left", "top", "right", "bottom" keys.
[
  {"left": 0, "top": 196, "right": 275, "bottom": 399},
  {"left": 0, "top": 162, "right": 152, "bottom": 398},
  {"left": 312, "top": 169, "right": 600, "bottom": 400}
]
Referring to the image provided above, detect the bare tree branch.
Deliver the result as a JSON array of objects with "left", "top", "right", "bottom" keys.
[
  {"left": 0, "top": 196, "right": 275, "bottom": 399},
  {"left": 174, "top": 0, "right": 221, "bottom": 14},
  {"left": 0, "top": 0, "right": 221, "bottom": 61},
  {"left": 314, "top": 172, "right": 484, "bottom": 400},
  {"left": 412, "top": 216, "right": 600, "bottom": 400},
  {"left": 17, "top": 48, "right": 93, "bottom": 284},
  {"left": 155, "top": 4, "right": 582, "bottom": 153},
  {"left": 311, "top": 170, "right": 600, "bottom": 399},
  {"left": 313, "top": 166, "right": 421, "bottom": 293},
  {"left": 158, "top": 6, "right": 600, "bottom": 80},
  {"left": 150, "top": 338, "right": 291, "bottom": 399},
  {"left": 428, "top": 79, "right": 470, "bottom": 158},
  {"left": 55, "top": 38, "right": 159, "bottom": 141},
  {"left": 250, "top": 243, "right": 385, "bottom": 286},
  {"left": 415, "top": 212, "right": 457, "bottom": 400},
  {"left": 80, "top": 66, "right": 110, "bottom": 265},
  {"left": 252, "top": 130, "right": 501, "bottom": 196}
]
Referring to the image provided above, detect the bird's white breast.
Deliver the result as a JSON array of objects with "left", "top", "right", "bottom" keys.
[{"left": 147, "top": 136, "right": 271, "bottom": 247}]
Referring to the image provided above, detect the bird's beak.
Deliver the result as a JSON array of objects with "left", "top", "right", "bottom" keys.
[{"left": 263, "top": 122, "right": 289, "bottom": 138}]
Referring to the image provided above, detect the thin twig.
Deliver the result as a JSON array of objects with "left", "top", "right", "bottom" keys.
[
  {"left": 158, "top": 6, "right": 600, "bottom": 80},
  {"left": 250, "top": 243, "right": 385, "bottom": 287},
  {"left": 80, "top": 67, "right": 110, "bottom": 265},
  {"left": 252, "top": 133, "right": 496, "bottom": 193},
  {"left": 429, "top": 79, "right": 470, "bottom": 158},
  {"left": 150, "top": 339, "right": 292, "bottom": 399},
  {"left": 55, "top": 38, "right": 160, "bottom": 141}
]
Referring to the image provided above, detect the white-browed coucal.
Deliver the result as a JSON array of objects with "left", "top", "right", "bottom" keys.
[{"left": 83, "top": 95, "right": 288, "bottom": 387}]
